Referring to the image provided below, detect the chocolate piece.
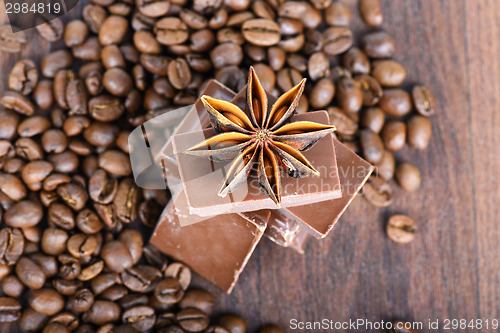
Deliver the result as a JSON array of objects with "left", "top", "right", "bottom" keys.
[
  {"left": 172, "top": 111, "right": 341, "bottom": 216},
  {"left": 149, "top": 188, "right": 268, "bottom": 293}
]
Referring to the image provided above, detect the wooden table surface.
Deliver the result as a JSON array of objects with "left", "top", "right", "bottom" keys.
[{"left": 1, "top": 0, "right": 499, "bottom": 332}]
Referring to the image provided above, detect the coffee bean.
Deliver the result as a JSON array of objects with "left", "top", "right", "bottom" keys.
[
  {"left": 143, "top": 244, "right": 168, "bottom": 271},
  {"left": 103, "top": 68, "right": 133, "bottom": 97},
  {"left": 378, "top": 89, "right": 412, "bottom": 116},
  {"left": 215, "top": 66, "right": 246, "bottom": 92},
  {"left": 0, "top": 173, "right": 27, "bottom": 201},
  {"left": 16, "top": 257, "right": 46, "bottom": 289},
  {"left": 361, "top": 31, "right": 396, "bottom": 58},
  {"left": 5, "top": 200, "right": 43, "bottom": 228},
  {"left": 118, "top": 230, "right": 143, "bottom": 264},
  {"left": 155, "top": 17, "right": 189, "bottom": 46},
  {"left": 84, "top": 122, "right": 119, "bottom": 148},
  {"left": 137, "top": 0, "right": 170, "bottom": 18},
  {"left": 78, "top": 260, "right": 105, "bottom": 281},
  {"left": 0, "top": 91, "right": 35, "bottom": 116},
  {"left": 0, "top": 297, "right": 21, "bottom": 323},
  {"left": 83, "top": 4, "right": 107, "bottom": 34},
  {"left": 211, "top": 43, "right": 243, "bottom": 68},
  {"left": 360, "top": 0, "right": 383, "bottom": 27},
  {"left": 67, "top": 234, "right": 99, "bottom": 258},
  {"left": 19, "top": 306, "right": 48, "bottom": 332},
  {"left": 325, "top": 1, "right": 351, "bottom": 26},
  {"left": 407, "top": 115, "right": 432, "bottom": 150},
  {"left": 133, "top": 31, "right": 161, "bottom": 55},
  {"left": 99, "top": 16, "right": 129, "bottom": 46},
  {"left": 362, "top": 176, "right": 392, "bottom": 207},
  {"left": 41, "top": 228, "right": 68, "bottom": 255},
  {"left": 72, "top": 37, "right": 102, "bottom": 61},
  {"left": 309, "top": 78, "right": 335, "bottom": 109},
  {"left": 342, "top": 48, "right": 371, "bottom": 75},
  {"left": 0, "top": 25, "right": 26, "bottom": 53},
  {"left": 381, "top": 120, "right": 406, "bottom": 151},
  {"left": 0, "top": 228, "right": 24, "bottom": 266},
  {"left": 122, "top": 265, "right": 161, "bottom": 293},
  {"left": 327, "top": 107, "right": 358, "bottom": 136},
  {"left": 57, "top": 183, "right": 88, "bottom": 211},
  {"left": 83, "top": 300, "right": 121, "bottom": 325},
  {"left": 396, "top": 162, "right": 421, "bottom": 192},
  {"left": 89, "top": 95, "right": 124, "bottom": 122},
  {"left": 122, "top": 305, "right": 156, "bottom": 331},
  {"left": 336, "top": 76, "right": 362, "bottom": 113},
  {"left": 0, "top": 109, "right": 19, "bottom": 140},
  {"left": 2, "top": 275, "right": 24, "bottom": 298},
  {"left": 165, "top": 263, "right": 192, "bottom": 290},
  {"left": 372, "top": 60, "right": 406, "bottom": 87},
  {"left": 71, "top": 288, "right": 94, "bottom": 313},
  {"left": 64, "top": 20, "right": 89, "bottom": 47},
  {"left": 322, "top": 27, "right": 353, "bottom": 56},
  {"left": 102, "top": 240, "right": 133, "bottom": 273},
  {"left": 386, "top": 215, "right": 417, "bottom": 244},
  {"left": 168, "top": 58, "right": 192, "bottom": 90},
  {"left": 360, "top": 107, "right": 385, "bottom": 133},
  {"left": 355, "top": 74, "right": 383, "bottom": 106},
  {"left": 154, "top": 278, "right": 184, "bottom": 304},
  {"left": 41, "top": 50, "right": 74, "bottom": 78},
  {"left": 76, "top": 209, "right": 103, "bottom": 235},
  {"left": 48, "top": 312, "right": 79, "bottom": 332},
  {"left": 412, "top": 85, "right": 436, "bottom": 116},
  {"left": 375, "top": 150, "right": 395, "bottom": 181},
  {"left": 177, "top": 308, "right": 210, "bottom": 332},
  {"left": 47, "top": 202, "right": 75, "bottom": 230},
  {"left": 217, "top": 314, "right": 246, "bottom": 333},
  {"left": 8, "top": 59, "right": 38, "bottom": 95},
  {"left": 141, "top": 54, "right": 170, "bottom": 76},
  {"left": 98, "top": 150, "right": 132, "bottom": 176},
  {"left": 179, "top": 289, "right": 214, "bottom": 315},
  {"left": 360, "top": 129, "right": 384, "bottom": 164},
  {"left": 242, "top": 18, "right": 280, "bottom": 46}
]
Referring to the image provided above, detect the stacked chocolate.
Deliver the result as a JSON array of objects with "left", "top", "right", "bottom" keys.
[{"left": 148, "top": 77, "right": 374, "bottom": 293}]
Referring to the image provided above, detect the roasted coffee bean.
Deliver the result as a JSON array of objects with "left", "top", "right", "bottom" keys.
[
  {"left": 181, "top": 8, "right": 208, "bottom": 30},
  {"left": 267, "top": 47, "right": 286, "bottom": 72},
  {"left": 71, "top": 288, "right": 94, "bottom": 313},
  {"left": 16, "top": 257, "right": 46, "bottom": 289},
  {"left": 57, "top": 183, "right": 88, "bottom": 211},
  {"left": 0, "top": 91, "right": 35, "bottom": 116},
  {"left": 386, "top": 215, "right": 417, "bottom": 244},
  {"left": 211, "top": 43, "right": 243, "bottom": 68},
  {"left": 85, "top": 70, "right": 104, "bottom": 98},
  {"left": 412, "top": 85, "right": 436, "bottom": 116},
  {"left": 122, "top": 305, "right": 156, "bottom": 331},
  {"left": 360, "top": 0, "right": 383, "bottom": 27},
  {"left": 118, "top": 230, "right": 143, "bottom": 264},
  {"left": 48, "top": 202, "right": 75, "bottom": 230},
  {"left": 309, "top": 78, "right": 335, "bottom": 109},
  {"left": 48, "top": 312, "right": 79, "bottom": 331},
  {"left": 381, "top": 120, "right": 406, "bottom": 151},
  {"left": 154, "top": 278, "right": 184, "bottom": 304},
  {"left": 165, "top": 263, "right": 191, "bottom": 290},
  {"left": 307, "top": 52, "right": 329, "bottom": 81},
  {"left": 53, "top": 70, "right": 71, "bottom": 109},
  {"left": 19, "top": 306, "right": 48, "bottom": 332},
  {"left": 361, "top": 31, "right": 396, "bottom": 58},
  {"left": 5, "top": 200, "right": 43, "bottom": 228},
  {"left": 342, "top": 48, "right": 371, "bottom": 74},
  {"left": 83, "top": 4, "right": 107, "bottom": 33},
  {"left": 360, "top": 129, "right": 384, "bottom": 164},
  {"left": 378, "top": 89, "right": 412, "bottom": 116},
  {"left": 84, "top": 122, "right": 119, "bottom": 148},
  {"left": 179, "top": 289, "right": 214, "bottom": 315},
  {"left": 0, "top": 173, "right": 27, "bottom": 201},
  {"left": 375, "top": 150, "right": 395, "bottom": 181},
  {"left": 355, "top": 74, "right": 383, "bottom": 106},
  {"left": 53, "top": 278, "right": 83, "bottom": 296},
  {"left": 90, "top": 272, "right": 120, "bottom": 296},
  {"left": 41, "top": 50, "right": 74, "bottom": 78},
  {"left": 63, "top": 116, "right": 91, "bottom": 137},
  {"left": 98, "top": 150, "right": 132, "bottom": 176},
  {"left": 35, "top": 16, "right": 64, "bottom": 42},
  {"left": 141, "top": 54, "right": 170, "bottom": 76},
  {"left": 372, "top": 60, "right": 406, "bottom": 87},
  {"left": 396, "top": 162, "right": 421, "bottom": 192},
  {"left": 327, "top": 107, "right": 358, "bottom": 136},
  {"left": 75, "top": 209, "right": 103, "bottom": 235},
  {"left": 0, "top": 109, "right": 19, "bottom": 140},
  {"left": 177, "top": 308, "right": 210, "bottom": 332},
  {"left": 324, "top": 1, "right": 351, "bottom": 26},
  {"left": 0, "top": 297, "right": 21, "bottom": 323},
  {"left": 78, "top": 260, "right": 105, "bottom": 281},
  {"left": 102, "top": 240, "right": 133, "bottom": 273},
  {"left": 360, "top": 107, "right": 385, "bottom": 133},
  {"left": 72, "top": 37, "right": 101, "bottom": 61},
  {"left": 2, "top": 275, "right": 24, "bottom": 298},
  {"left": 121, "top": 265, "right": 161, "bottom": 294},
  {"left": 41, "top": 228, "right": 68, "bottom": 255},
  {"left": 407, "top": 115, "right": 432, "bottom": 150},
  {"left": 64, "top": 20, "right": 89, "bottom": 47},
  {"left": 0, "top": 228, "right": 24, "bottom": 266},
  {"left": 83, "top": 300, "right": 121, "bottom": 325},
  {"left": 241, "top": 18, "right": 280, "bottom": 46},
  {"left": 217, "top": 314, "right": 246, "bottom": 333},
  {"left": 67, "top": 234, "right": 99, "bottom": 258},
  {"left": 143, "top": 245, "right": 168, "bottom": 271},
  {"left": 168, "top": 58, "right": 192, "bottom": 90},
  {"left": 155, "top": 17, "right": 189, "bottom": 46},
  {"left": 8, "top": 59, "right": 38, "bottom": 95},
  {"left": 322, "top": 27, "right": 353, "bottom": 56},
  {"left": 99, "top": 16, "right": 129, "bottom": 46},
  {"left": 103, "top": 68, "right": 133, "bottom": 97},
  {"left": 89, "top": 169, "right": 118, "bottom": 205},
  {"left": 215, "top": 66, "right": 246, "bottom": 92},
  {"left": 336, "top": 76, "right": 362, "bottom": 113},
  {"left": 58, "top": 254, "right": 81, "bottom": 280},
  {"left": 2, "top": 158, "right": 24, "bottom": 174},
  {"left": 133, "top": 30, "right": 161, "bottom": 55},
  {"left": 89, "top": 95, "right": 124, "bottom": 122},
  {"left": 41, "top": 129, "right": 68, "bottom": 154},
  {"left": 0, "top": 25, "right": 26, "bottom": 53},
  {"left": 17, "top": 115, "right": 50, "bottom": 138},
  {"left": 139, "top": 200, "right": 162, "bottom": 228},
  {"left": 362, "top": 176, "right": 392, "bottom": 207},
  {"left": 101, "top": 45, "right": 126, "bottom": 69},
  {"left": 137, "top": 0, "right": 170, "bottom": 18},
  {"left": 15, "top": 137, "right": 44, "bottom": 161}
]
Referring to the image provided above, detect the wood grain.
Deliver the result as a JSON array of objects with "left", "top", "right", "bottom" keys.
[{"left": 0, "top": 0, "right": 498, "bottom": 332}]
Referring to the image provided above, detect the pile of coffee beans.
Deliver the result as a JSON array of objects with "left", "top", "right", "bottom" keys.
[{"left": 0, "top": 0, "right": 435, "bottom": 330}]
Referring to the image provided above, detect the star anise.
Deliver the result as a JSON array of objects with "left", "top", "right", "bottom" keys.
[{"left": 185, "top": 67, "right": 336, "bottom": 206}]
